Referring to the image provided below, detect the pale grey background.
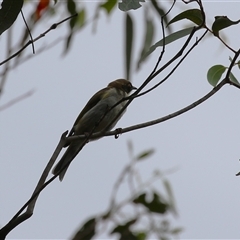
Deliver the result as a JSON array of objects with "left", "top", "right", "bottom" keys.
[{"left": 1, "top": 1, "right": 240, "bottom": 239}]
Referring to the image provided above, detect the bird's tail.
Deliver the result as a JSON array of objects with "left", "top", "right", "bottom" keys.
[{"left": 52, "top": 140, "right": 84, "bottom": 181}]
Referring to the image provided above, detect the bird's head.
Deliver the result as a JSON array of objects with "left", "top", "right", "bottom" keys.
[{"left": 108, "top": 79, "right": 137, "bottom": 94}]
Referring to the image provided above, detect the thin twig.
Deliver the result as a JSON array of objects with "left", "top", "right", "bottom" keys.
[
  {"left": 0, "top": 13, "right": 77, "bottom": 66},
  {"left": 20, "top": 10, "right": 35, "bottom": 54},
  {"left": 0, "top": 90, "right": 34, "bottom": 111},
  {"left": 137, "top": 29, "right": 208, "bottom": 98},
  {"left": 68, "top": 77, "right": 228, "bottom": 142},
  {"left": 0, "top": 131, "right": 68, "bottom": 238},
  {"left": 0, "top": 28, "right": 12, "bottom": 96},
  {"left": 102, "top": 24, "right": 203, "bottom": 134}
]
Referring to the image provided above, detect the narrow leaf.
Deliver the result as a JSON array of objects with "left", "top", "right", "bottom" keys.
[
  {"left": 163, "top": 179, "right": 177, "bottom": 215},
  {"left": 111, "top": 219, "right": 138, "bottom": 239},
  {"left": 125, "top": 13, "right": 134, "bottom": 80},
  {"left": 67, "top": 0, "right": 77, "bottom": 15},
  {"left": 212, "top": 16, "right": 240, "bottom": 36},
  {"left": 168, "top": 9, "right": 203, "bottom": 26},
  {"left": 136, "top": 232, "right": 147, "bottom": 240},
  {"left": 76, "top": 9, "right": 86, "bottom": 28},
  {"left": 137, "top": 14, "right": 154, "bottom": 70},
  {"left": 136, "top": 149, "right": 155, "bottom": 161},
  {"left": 163, "top": 180, "right": 174, "bottom": 204},
  {"left": 150, "top": 0, "right": 169, "bottom": 29},
  {"left": 100, "top": 0, "right": 117, "bottom": 14},
  {"left": 119, "top": 0, "right": 145, "bottom": 11},
  {"left": 133, "top": 192, "right": 168, "bottom": 214},
  {"left": 63, "top": 31, "right": 74, "bottom": 55},
  {"left": 0, "top": 0, "right": 23, "bottom": 35},
  {"left": 170, "top": 227, "right": 183, "bottom": 235},
  {"left": 72, "top": 217, "right": 96, "bottom": 240},
  {"left": 143, "top": 27, "right": 195, "bottom": 59},
  {"left": 237, "top": 60, "right": 240, "bottom": 70},
  {"left": 111, "top": 219, "right": 137, "bottom": 234},
  {"left": 229, "top": 72, "right": 240, "bottom": 85},
  {"left": 207, "top": 65, "right": 226, "bottom": 86}
]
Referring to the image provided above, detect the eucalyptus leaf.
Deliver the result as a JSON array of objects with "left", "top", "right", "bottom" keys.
[
  {"left": 143, "top": 27, "right": 195, "bottom": 59},
  {"left": 0, "top": 0, "right": 23, "bottom": 35},
  {"left": 125, "top": 13, "right": 134, "bottom": 80},
  {"left": 136, "top": 149, "right": 155, "bottom": 161},
  {"left": 100, "top": 0, "right": 117, "bottom": 14},
  {"left": 137, "top": 15, "right": 154, "bottom": 70},
  {"left": 238, "top": 60, "right": 240, "bottom": 70},
  {"left": 168, "top": 9, "right": 203, "bottom": 26},
  {"left": 72, "top": 217, "right": 96, "bottom": 240},
  {"left": 119, "top": 0, "right": 145, "bottom": 11},
  {"left": 133, "top": 192, "right": 168, "bottom": 214},
  {"left": 229, "top": 72, "right": 240, "bottom": 85},
  {"left": 212, "top": 16, "right": 240, "bottom": 36},
  {"left": 207, "top": 65, "right": 226, "bottom": 86},
  {"left": 150, "top": 0, "right": 169, "bottom": 30}
]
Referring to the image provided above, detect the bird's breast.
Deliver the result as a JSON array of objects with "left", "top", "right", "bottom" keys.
[{"left": 74, "top": 88, "right": 127, "bottom": 135}]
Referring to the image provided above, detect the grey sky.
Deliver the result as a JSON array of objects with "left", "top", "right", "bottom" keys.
[{"left": 1, "top": 1, "right": 240, "bottom": 239}]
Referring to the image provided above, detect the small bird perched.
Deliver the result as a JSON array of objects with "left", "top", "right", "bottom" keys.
[{"left": 52, "top": 79, "right": 137, "bottom": 181}]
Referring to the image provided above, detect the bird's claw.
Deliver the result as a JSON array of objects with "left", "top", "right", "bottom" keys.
[{"left": 115, "top": 128, "right": 122, "bottom": 139}]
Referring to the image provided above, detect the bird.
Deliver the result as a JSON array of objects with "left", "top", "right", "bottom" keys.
[{"left": 52, "top": 79, "right": 137, "bottom": 181}]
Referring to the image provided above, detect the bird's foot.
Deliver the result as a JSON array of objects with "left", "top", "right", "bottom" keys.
[{"left": 115, "top": 128, "right": 122, "bottom": 139}]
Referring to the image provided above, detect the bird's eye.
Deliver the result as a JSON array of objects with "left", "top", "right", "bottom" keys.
[{"left": 125, "top": 83, "right": 131, "bottom": 92}]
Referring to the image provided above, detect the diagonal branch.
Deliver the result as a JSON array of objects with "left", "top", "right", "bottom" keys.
[
  {"left": 0, "top": 13, "right": 77, "bottom": 67},
  {"left": 0, "top": 131, "right": 68, "bottom": 239},
  {"left": 68, "top": 77, "right": 228, "bottom": 142}
]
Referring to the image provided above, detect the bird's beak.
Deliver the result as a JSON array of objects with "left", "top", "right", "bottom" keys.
[{"left": 132, "top": 85, "right": 137, "bottom": 90}]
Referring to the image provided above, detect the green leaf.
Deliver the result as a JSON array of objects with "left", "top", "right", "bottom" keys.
[
  {"left": 207, "top": 65, "right": 226, "bottom": 86},
  {"left": 67, "top": 0, "right": 77, "bottom": 29},
  {"left": 150, "top": 0, "right": 169, "bottom": 29},
  {"left": 168, "top": 9, "right": 203, "bottom": 26},
  {"left": 212, "top": 16, "right": 240, "bottom": 36},
  {"left": 70, "top": 16, "right": 78, "bottom": 29},
  {"left": 163, "top": 179, "right": 177, "bottom": 215},
  {"left": 67, "top": 0, "right": 77, "bottom": 15},
  {"left": 133, "top": 192, "right": 168, "bottom": 214},
  {"left": 125, "top": 13, "right": 134, "bottom": 80},
  {"left": 111, "top": 219, "right": 138, "bottom": 240},
  {"left": 170, "top": 227, "right": 183, "bottom": 235},
  {"left": 76, "top": 9, "right": 86, "bottom": 28},
  {"left": 229, "top": 72, "right": 240, "bottom": 85},
  {"left": 119, "top": 0, "right": 145, "bottom": 11},
  {"left": 143, "top": 27, "right": 195, "bottom": 59},
  {"left": 0, "top": 0, "right": 23, "bottom": 35},
  {"left": 63, "top": 31, "right": 74, "bottom": 55},
  {"left": 237, "top": 60, "right": 240, "bottom": 70},
  {"left": 136, "top": 149, "right": 155, "bottom": 161},
  {"left": 72, "top": 217, "right": 96, "bottom": 240},
  {"left": 163, "top": 180, "right": 173, "bottom": 202},
  {"left": 136, "top": 232, "right": 147, "bottom": 240},
  {"left": 137, "top": 13, "right": 154, "bottom": 70},
  {"left": 100, "top": 0, "right": 117, "bottom": 14},
  {"left": 111, "top": 219, "right": 137, "bottom": 234}
]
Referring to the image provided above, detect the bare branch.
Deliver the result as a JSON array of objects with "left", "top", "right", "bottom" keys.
[
  {"left": 20, "top": 10, "right": 35, "bottom": 54},
  {"left": 68, "top": 76, "right": 228, "bottom": 142},
  {"left": 0, "top": 13, "right": 77, "bottom": 67},
  {"left": 0, "top": 131, "right": 68, "bottom": 239},
  {"left": 136, "top": 29, "right": 208, "bottom": 99},
  {"left": 0, "top": 90, "right": 34, "bottom": 111}
]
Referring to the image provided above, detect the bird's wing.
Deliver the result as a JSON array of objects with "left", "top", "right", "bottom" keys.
[{"left": 68, "top": 86, "right": 110, "bottom": 136}]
